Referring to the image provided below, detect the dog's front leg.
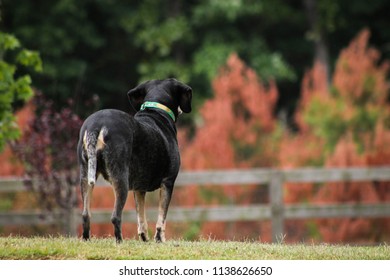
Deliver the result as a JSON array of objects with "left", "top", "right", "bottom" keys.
[
  {"left": 155, "top": 184, "right": 173, "bottom": 242},
  {"left": 134, "top": 191, "right": 149, "bottom": 242}
]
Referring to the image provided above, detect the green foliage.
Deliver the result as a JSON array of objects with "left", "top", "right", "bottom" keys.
[
  {"left": 16, "top": 50, "right": 42, "bottom": 72},
  {"left": 2, "top": 0, "right": 389, "bottom": 119},
  {"left": 0, "top": 0, "right": 389, "bottom": 143},
  {"left": 304, "top": 94, "right": 385, "bottom": 154},
  {"left": 0, "top": 32, "right": 41, "bottom": 151},
  {"left": 2, "top": 0, "right": 299, "bottom": 113},
  {"left": 193, "top": 42, "right": 235, "bottom": 81},
  {"left": 183, "top": 221, "right": 203, "bottom": 241},
  {"left": 304, "top": 95, "right": 347, "bottom": 152},
  {"left": 0, "top": 193, "right": 14, "bottom": 211},
  {"left": 191, "top": 0, "right": 296, "bottom": 82},
  {"left": 0, "top": 32, "right": 20, "bottom": 49}
]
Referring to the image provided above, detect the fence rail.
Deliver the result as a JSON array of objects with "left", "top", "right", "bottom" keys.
[{"left": 1, "top": 167, "right": 390, "bottom": 242}]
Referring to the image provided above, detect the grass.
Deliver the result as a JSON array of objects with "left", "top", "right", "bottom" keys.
[{"left": 0, "top": 236, "right": 389, "bottom": 260}]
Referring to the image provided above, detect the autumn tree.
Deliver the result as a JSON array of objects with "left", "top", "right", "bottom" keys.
[
  {"left": 181, "top": 53, "right": 279, "bottom": 170},
  {"left": 179, "top": 53, "right": 279, "bottom": 240},
  {"left": 313, "top": 30, "right": 390, "bottom": 243},
  {"left": 12, "top": 93, "right": 82, "bottom": 235},
  {"left": 181, "top": 29, "right": 390, "bottom": 243},
  {"left": 281, "top": 29, "right": 390, "bottom": 243}
]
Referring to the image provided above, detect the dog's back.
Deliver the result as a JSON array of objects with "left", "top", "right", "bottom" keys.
[
  {"left": 77, "top": 108, "right": 179, "bottom": 191},
  {"left": 129, "top": 111, "right": 177, "bottom": 191}
]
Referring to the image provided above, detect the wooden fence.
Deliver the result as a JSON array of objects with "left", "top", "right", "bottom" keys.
[{"left": 1, "top": 167, "right": 390, "bottom": 242}]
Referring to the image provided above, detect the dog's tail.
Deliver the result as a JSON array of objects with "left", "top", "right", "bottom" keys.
[{"left": 83, "top": 127, "right": 107, "bottom": 186}]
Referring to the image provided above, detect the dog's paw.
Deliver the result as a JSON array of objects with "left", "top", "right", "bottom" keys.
[
  {"left": 82, "top": 231, "right": 90, "bottom": 241},
  {"left": 139, "top": 232, "right": 149, "bottom": 242},
  {"left": 154, "top": 228, "right": 166, "bottom": 243},
  {"left": 82, "top": 236, "right": 90, "bottom": 241}
]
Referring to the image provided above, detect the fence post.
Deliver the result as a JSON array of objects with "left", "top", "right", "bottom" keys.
[{"left": 270, "top": 170, "right": 284, "bottom": 243}]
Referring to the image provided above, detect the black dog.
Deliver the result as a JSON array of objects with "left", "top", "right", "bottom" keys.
[{"left": 77, "top": 78, "right": 192, "bottom": 243}]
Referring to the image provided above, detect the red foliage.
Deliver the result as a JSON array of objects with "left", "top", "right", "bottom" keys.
[
  {"left": 178, "top": 53, "right": 279, "bottom": 240},
  {"left": 279, "top": 62, "right": 327, "bottom": 213},
  {"left": 333, "top": 29, "right": 389, "bottom": 106},
  {"left": 179, "top": 29, "right": 390, "bottom": 242},
  {"left": 12, "top": 93, "right": 82, "bottom": 212},
  {"left": 181, "top": 53, "right": 278, "bottom": 170},
  {"left": 282, "top": 29, "right": 390, "bottom": 243},
  {"left": 295, "top": 61, "right": 329, "bottom": 133}
]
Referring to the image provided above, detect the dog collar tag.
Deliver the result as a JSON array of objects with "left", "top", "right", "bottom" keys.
[{"left": 140, "top": 101, "right": 176, "bottom": 122}]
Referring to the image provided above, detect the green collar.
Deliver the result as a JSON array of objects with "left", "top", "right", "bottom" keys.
[{"left": 140, "top": 101, "right": 176, "bottom": 121}]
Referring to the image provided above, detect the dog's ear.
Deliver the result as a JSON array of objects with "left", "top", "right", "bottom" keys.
[
  {"left": 127, "top": 82, "right": 148, "bottom": 111},
  {"left": 178, "top": 84, "right": 192, "bottom": 113}
]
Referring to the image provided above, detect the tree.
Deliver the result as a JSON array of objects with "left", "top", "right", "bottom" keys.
[
  {"left": 11, "top": 93, "right": 82, "bottom": 235},
  {"left": 280, "top": 29, "right": 390, "bottom": 243},
  {"left": 179, "top": 53, "right": 279, "bottom": 240},
  {"left": 1, "top": 0, "right": 296, "bottom": 116},
  {"left": 123, "top": 0, "right": 296, "bottom": 99},
  {"left": 0, "top": 31, "right": 41, "bottom": 151},
  {"left": 180, "top": 29, "right": 390, "bottom": 242},
  {"left": 3, "top": 0, "right": 389, "bottom": 129},
  {"left": 313, "top": 29, "right": 390, "bottom": 243},
  {"left": 304, "top": 29, "right": 389, "bottom": 154},
  {"left": 1, "top": 0, "right": 135, "bottom": 115},
  {"left": 181, "top": 53, "right": 279, "bottom": 170}
]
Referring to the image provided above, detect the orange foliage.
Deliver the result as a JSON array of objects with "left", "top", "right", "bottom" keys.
[
  {"left": 333, "top": 29, "right": 389, "bottom": 106},
  {"left": 279, "top": 60, "right": 328, "bottom": 171},
  {"left": 279, "top": 62, "right": 328, "bottom": 210},
  {"left": 295, "top": 61, "right": 329, "bottom": 133},
  {"left": 179, "top": 53, "right": 279, "bottom": 240},
  {"left": 180, "top": 30, "right": 390, "bottom": 242},
  {"left": 282, "top": 29, "right": 390, "bottom": 243},
  {"left": 181, "top": 53, "right": 278, "bottom": 170}
]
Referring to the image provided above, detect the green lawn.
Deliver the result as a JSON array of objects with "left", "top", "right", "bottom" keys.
[{"left": 0, "top": 236, "right": 389, "bottom": 260}]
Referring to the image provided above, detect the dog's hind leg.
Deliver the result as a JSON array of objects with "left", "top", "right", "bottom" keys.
[
  {"left": 111, "top": 177, "right": 129, "bottom": 243},
  {"left": 81, "top": 130, "right": 102, "bottom": 240},
  {"left": 80, "top": 167, "right": 93, "bottom": 241},
  {"left": 155, "top": 183, "right": 173, "bottom": 243},
  {"left": 134, "top": 191, "right": 148, "bottom": 242}
]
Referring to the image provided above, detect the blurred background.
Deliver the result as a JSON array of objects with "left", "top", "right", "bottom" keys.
[{"left": 0, "top": 0, "right": 389, "bottom": 244}]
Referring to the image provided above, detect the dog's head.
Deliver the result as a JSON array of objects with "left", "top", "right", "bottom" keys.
[{"left": 127, "top": 78, "right": 192, "bottom": 121}]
